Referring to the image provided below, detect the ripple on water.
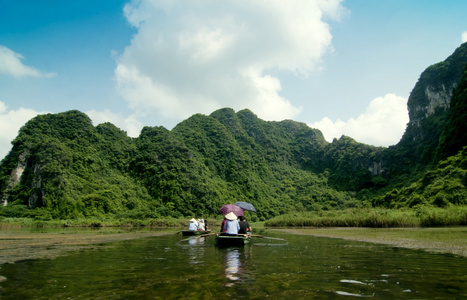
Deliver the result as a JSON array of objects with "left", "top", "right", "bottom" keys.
[
  {"left": 335, "top": 291, "right": 375, "bottom": 297},
  {"left": 340, "top": 279, "right": 370, "bottom": 285},
  {"left": 337, "top": 279, "right": 376, "bottom": 297}
]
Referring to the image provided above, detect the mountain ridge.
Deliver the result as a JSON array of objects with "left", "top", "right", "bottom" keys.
[{"left": 1, "top": 44, "right": 466, "bottom": 220}]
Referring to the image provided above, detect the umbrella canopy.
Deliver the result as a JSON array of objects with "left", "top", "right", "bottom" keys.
[
  {"left": 234, "top": 201, "right": 256, "bottom": 212},
  {"left": 219, "top": 204, "right": 244, "bottom": 217}
]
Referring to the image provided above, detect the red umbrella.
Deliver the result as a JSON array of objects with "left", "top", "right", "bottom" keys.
[{"left": 219, "top": 204, "right": 244, "bottom": 217}]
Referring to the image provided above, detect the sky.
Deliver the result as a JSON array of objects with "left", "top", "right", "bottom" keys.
[{"left": 1, "top": 0, "right": 466, "bottom": 161}]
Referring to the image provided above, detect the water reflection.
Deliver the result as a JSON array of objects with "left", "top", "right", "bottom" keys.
[
  {"left": 223, "top": 248, "right": 242, "bottom": 286},
  {"left": 181, "top": 236, "right": 252, "bottom": 288},
  {"left": 187, "top": 236, "right": 205, "bottom": 246},
  {"left": 186, "top": 237, "right": 205, "bottom": 266},
  {"left": 1, "top": 231, "right": 466, "bottom": 299}
]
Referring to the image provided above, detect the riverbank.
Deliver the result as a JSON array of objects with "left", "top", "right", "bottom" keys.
[
  {"left": 0, "top": 229, "right": 175, "bottom": 265},
  {"left": 273, "top": 227, "right": 467, "bottom": 257}
]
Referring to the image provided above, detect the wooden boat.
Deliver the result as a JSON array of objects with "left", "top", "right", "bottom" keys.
[
  {"left": 215, "top": 234, "right": 250, "bottom": 247},
  {"left": 181, "top": 230, "right": 211, "bottom": 236}
]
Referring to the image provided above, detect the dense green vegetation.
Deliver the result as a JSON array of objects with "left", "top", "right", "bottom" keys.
[
  {"left": 1, "top": 43, "right": 466, "bottom": 226},
  {"left": 0, "top": 109, "right": 358, "bottom": 221},
  {"left": 373, "top": 146, "right": 467, "bottom": 208}
]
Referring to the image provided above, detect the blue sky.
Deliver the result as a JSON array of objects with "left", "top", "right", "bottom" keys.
[{"left": 1, "top": 0, "right": 466, "bottom": 160}]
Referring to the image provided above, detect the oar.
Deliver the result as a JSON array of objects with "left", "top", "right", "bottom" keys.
[
  {"left": 247, "top": 234, "right": 286, "bottom": 241},
  {"left": 199, "top": 232, "right": 217, "bottom": 238}
]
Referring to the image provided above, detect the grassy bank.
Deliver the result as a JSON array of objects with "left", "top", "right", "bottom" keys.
[
  {"left": 0, "top": 217, "right": 222, "bottom": 230},
  {"left": 265, "top": 205, "right": 467, "bottom": 227},
  {"left": 3, "top": 205, "right": 466, "bottom": 230}
]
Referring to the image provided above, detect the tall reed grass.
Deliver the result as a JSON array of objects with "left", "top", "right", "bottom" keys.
[
  {"left": 265, "top": 205, "right": 467, "bottom": 228},
  {"left": 0, "top": 217, "right": 66, "bottom": 229},
  {"left": 417, "top": 205, "right": 467, "bottom": 226},
  {"left": 2, "top": 206, "right": 466, "bottom": 229}
]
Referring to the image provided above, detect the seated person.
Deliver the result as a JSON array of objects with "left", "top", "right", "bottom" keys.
[
  {"left": 188, "top": 218, "right": 198, "bottom": 231},
  {"left": 198, "top": 219, "right": 206, "bottom": 231},
  {"left": 223, "top": 212, "right": 240, "bottom": 235},
  {"left": 220, "top": 218, "right": 227, "bottom": 233},
  {"left": 238, "top": 216, "right": 251, "bottom": 234}
]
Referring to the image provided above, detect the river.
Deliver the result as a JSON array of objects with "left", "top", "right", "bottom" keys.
[{"left": 0, "top": 231, "right": 466, "bottom": 299}]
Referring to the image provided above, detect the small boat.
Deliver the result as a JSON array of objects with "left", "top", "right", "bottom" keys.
[
  {"left": 181, "top": 230, "right": 211, "bottom": 236},
  {"left": 216, "top": 234, "right": 250, "bottom": 247}
]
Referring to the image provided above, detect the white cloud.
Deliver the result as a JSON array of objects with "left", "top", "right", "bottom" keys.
[
  {"left": 0, "top": 45, "right": 55, "bottom": 78},
  {"left": 116, "top": 0, "right": 344, "bottom": 122},
  {"left": 310, "top": 94, "right": 409, "bottom": 147},
  {"left": 0, "top": 102, "right": 47, "bottom": 160},
  {"left": 86, "top": 109, "right": 143, "bottom": 138},
  {"left": 462, "top": 31, "right": 467, "bottom": 43}
]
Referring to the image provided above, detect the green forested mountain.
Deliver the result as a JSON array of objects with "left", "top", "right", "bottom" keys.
[
  {"left": 1, "top": 43, "right": 466, "bottom": 220},
  {"left": 0, "top": 109, "right": 355, "bottom": 220}
]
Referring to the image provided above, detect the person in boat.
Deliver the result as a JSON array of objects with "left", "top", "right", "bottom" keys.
[
  {"left": 198, "top": 219, "right": 206, "bottom": 231},
  {"left": 223, "top": 212, "right": 240, "bottom": 235},
  {"left": 238, "top": 216, "right": 251, "bottom": 235},
  {"left": 188, "top": 218, "right": 198, "bottom": 231},
  {"left": 220, "top": 216, "right": 227, "bottom": 233}
]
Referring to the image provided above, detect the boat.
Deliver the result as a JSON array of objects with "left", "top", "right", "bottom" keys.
[
  {"left": 181, "top": 230, "right": 211, "bottom": 236},
  {"left": 215, "top": 234, "right": 250, "bottom": 247}
]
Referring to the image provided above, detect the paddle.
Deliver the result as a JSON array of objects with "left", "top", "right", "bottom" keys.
[
  {"left": 198, "top": 232, "right": 217, "bottom": 238},
  {"left": 239, "top": 234, "right": 286, "bottom": 241}
]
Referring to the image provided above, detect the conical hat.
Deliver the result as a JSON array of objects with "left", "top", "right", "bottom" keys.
[{"left": 225, "top": 212, "right": 237, "bottom": 220}]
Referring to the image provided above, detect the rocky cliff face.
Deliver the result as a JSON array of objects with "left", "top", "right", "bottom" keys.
[
  {"left": 405, "top": 43, "right": 467, "bottom": 139},
  {"left": 391, "top": 43, "right": 467, "bottom": 169},
  {"left": 1, "top": 150, "right": 29, "bottom": 206},
  {"left": 413, "top": 83, "right": 455, "bottom": 123},
  {"left": 320, "top": 44, "right": 467, "bottom": 181}
]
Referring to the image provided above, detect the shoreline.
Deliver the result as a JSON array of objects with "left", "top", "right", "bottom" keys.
[{"left": 272, "top": 227, "right": 467, "bottom": 257}]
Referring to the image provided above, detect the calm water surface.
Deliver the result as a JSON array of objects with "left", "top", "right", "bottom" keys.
[{"left": 0, "top": 231, "right": 466, "bottom": 299}]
